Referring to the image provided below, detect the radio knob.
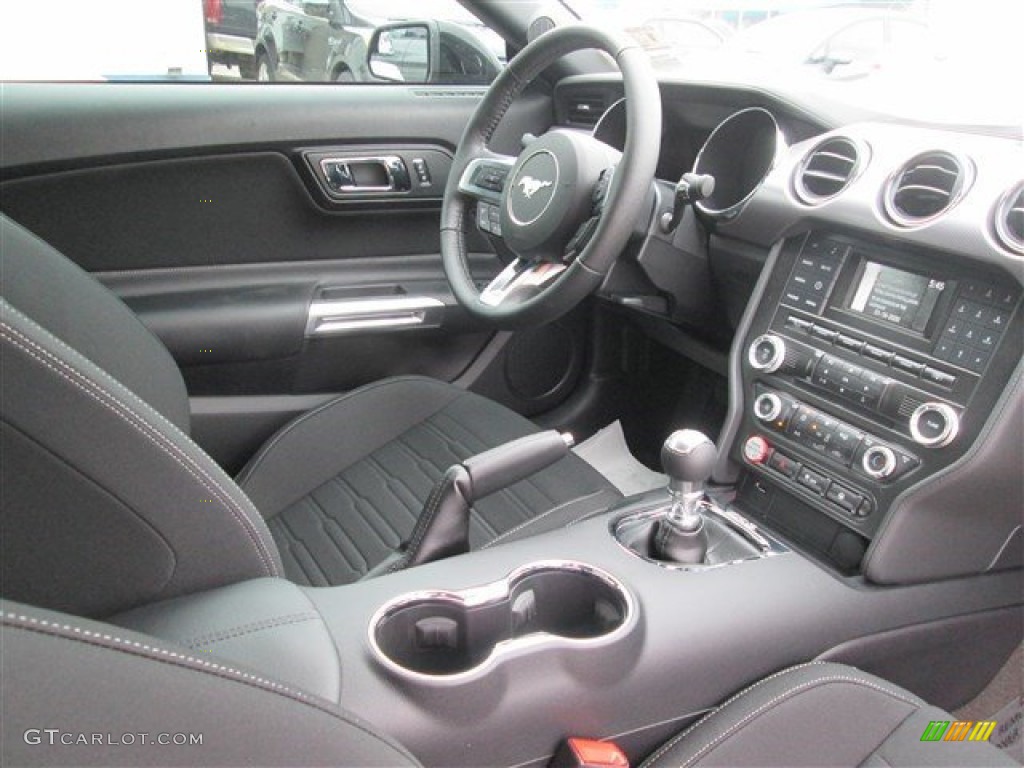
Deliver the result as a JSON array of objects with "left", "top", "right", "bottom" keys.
[
  {"left": 862, "top": 445, "right": 897, "bottom": 479},
  {"left": 753, "top": 392, "right": 784, "bottom": 422},
  {"left": 748, "top": 334, "right": 786, "bottom": 373},
  {"left": 909, "top": 402, "right": 959, "bottom": 448}
]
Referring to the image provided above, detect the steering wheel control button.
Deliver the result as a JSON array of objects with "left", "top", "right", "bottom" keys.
[
  {"left": 748, "top": 334, "right": 786, "bottom": 372},
  {"left": 743, "top": 436, "right": 771, "bottom": 464},
  {"left": 861, "top": 445, "right": 897, "bottom": 479},
  {"left": 473, "top": 165, "right": 509, "bottom": 193},
  {"left": 477, "top": 203, "right": 494, "bottom": 233},
  {"left": 796, "top": 466, "right": 829, "bottom": 495},
  {"left": 910, "top": 402, "right": 959, "bottom": 447}
]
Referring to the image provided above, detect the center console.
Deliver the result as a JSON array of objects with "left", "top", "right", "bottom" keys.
[
  {"left": 111, "top": 234, "right": 1024, "bottom": 768},
  {"left": 728, "top": 232, "right": 1023, "bottom": 572}
]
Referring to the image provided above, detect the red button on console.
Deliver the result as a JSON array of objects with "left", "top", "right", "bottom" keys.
[{"left": 743, "top": 436, "right": 771, "bottom": 464}]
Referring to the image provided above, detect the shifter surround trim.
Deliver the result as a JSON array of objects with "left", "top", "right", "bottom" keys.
[{"left": 611, "top": 498, "right": 789, "bottom": 572}]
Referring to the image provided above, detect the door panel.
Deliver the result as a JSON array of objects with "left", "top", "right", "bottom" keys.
[{"left": 0, "top": 82, "right": 586, "bottom": 472}]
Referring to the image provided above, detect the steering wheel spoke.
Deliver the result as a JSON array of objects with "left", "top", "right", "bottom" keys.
[
  {"left": 440, "top": 24, "right": 660, "bottom": 327},
  {"left": 480, "top": 259, "right": 567, "bottom": 307},
  {"left": 457, "top": 155, "right": 516, "bottom": 205}
]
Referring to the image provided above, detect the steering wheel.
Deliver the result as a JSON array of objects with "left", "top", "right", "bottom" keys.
[{"left": 440, "top": 25, "right": 662, "bottom": 328}]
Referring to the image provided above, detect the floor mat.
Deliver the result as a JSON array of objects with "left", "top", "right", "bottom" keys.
[
  {"left": 574, "top": 421, "right": 666, "bottom": 497},
  {"left": 954, "top": 644, "right": 1022, "bottom": 762}
]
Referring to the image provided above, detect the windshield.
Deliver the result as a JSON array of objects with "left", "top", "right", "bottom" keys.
[{"left": 563, "top": 0, "right": 1023, "bottom": 130}]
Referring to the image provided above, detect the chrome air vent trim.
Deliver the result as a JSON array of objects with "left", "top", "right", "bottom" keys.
[
  {"left": 883, "top": 150, "right": 973, "bottom": 227},
  {"left": 993, "top": 180, "right": 1024, "bottom": 256},
  {"left": 795, "top": 136, "right": 866, "bottom": 205}
]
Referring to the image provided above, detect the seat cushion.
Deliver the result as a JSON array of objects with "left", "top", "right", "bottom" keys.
[
  {"left": 238, "top": 376, "right": 621, "bottom": 586},
  {"left": 643, "top": 661, "right": 1016, "bottom": 767}
]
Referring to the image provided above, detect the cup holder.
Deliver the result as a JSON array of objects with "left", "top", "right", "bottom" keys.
[{"left": 369, "top": 561, "right": 634, "bottom": 683}]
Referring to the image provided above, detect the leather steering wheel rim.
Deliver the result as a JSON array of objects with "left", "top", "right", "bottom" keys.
[{"left": 440, "top": 25, "right": 662, "bottom": 329}]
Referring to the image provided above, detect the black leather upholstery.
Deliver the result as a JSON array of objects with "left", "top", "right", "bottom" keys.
[
  {"left": 112, "top": 578, "right": 342, "bottom": 703},
  {"left": 642, "top": 661, "right": 1016, "bottom": 767},
  {"left": 2, "top": 600, "right": 1013, "bottom": 767},
  {"left": 0, "top": 600, "right": 419, "bottom": 768},
  {"left": 0, "top": 298, "right": 283, "bottom": 617},
  {"left": 0, "top": 213, "right": 620, "bottom": 613},
  {"left": 1, "top": 216, "right": 190, "bottom": 431}
]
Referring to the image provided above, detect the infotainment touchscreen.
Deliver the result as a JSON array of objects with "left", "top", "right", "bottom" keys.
[{"left": 848, "top": 260, "right": 946, "bottom": 333}]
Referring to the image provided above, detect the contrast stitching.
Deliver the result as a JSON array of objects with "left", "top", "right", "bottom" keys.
[
  {"left": 678, "top": 676, "right": 921, "bottom": 768},
  {"left": 565, "top": 494, "right": 619, "bottom": 527},
  {"left": 182, "top": 612, "right": 320, "bottom": 648},
  {"left": 641, "top": 662, "right": 828, "bottom": 767},
  {"left": 481, "top": 489, "right": 607, "bottom": 549},
  {"left": 1, "top": 611, "right": 414, "bottom": 762},
  {"left": 1, "top": 325, "right": 279, "bottom": 577},
  {"left": 2, "top": 302, "right": 186, "bottom": 438},
  {"left": 386, "top": 469, "right": 454, "bottom": 574}
]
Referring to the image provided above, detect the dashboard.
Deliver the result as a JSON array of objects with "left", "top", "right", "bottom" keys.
[{"left": 550, "top": 76, "right": 1024, "bottom": 583}]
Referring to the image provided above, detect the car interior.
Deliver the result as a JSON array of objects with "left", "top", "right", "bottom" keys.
[{"left": 1, "top": 2, "right": 1022, "bottom": 766}]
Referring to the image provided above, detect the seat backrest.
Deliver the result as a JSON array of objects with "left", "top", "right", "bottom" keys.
[
  {"left": 0, "top": 599, "right": 418, "bottom": 767},
  {"left": 1, "top": 215, "right": 190, "bottom": 432},
  {"left": 1, "top": 215, "right": 283, "bottom": 617}
]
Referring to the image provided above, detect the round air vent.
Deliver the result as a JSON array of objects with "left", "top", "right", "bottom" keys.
[
  {"left": 993, "top": 181, "right": 1024, "bottom": 256},
  {"left": 884, "top": 151, "right": 972, "bottom": 226},
  {"left": 795, "top": 136, "right": 865, "bottom": 204}
]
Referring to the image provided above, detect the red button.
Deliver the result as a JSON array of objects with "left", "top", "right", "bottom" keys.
[
  {"left": 568, "top": 739, "right": 629, "bottom": 768},
  {"left": 743, "top": 435, "right": 770, "bottom": 464}
]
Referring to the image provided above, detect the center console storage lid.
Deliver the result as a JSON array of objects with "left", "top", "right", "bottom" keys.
[{"left": 112, "top": 577, "right": 341, "bottom": 703}]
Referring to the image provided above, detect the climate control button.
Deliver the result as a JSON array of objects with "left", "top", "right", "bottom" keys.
[{"left": 753, "top": 392, "right": 784, "bottom": 422}]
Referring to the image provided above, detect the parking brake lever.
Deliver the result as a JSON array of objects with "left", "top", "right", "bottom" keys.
[{"left": 376, "top": 430, "right": 574, "bottom": 576}]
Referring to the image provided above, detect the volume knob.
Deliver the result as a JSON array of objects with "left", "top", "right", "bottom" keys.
[{"left": 748, "top": 335, "right": 786, "bottom": 373}]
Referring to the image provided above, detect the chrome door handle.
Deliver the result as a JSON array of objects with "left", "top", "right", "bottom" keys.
[{"left": 320, "top": 156, "right": 411, "bottom": 194}]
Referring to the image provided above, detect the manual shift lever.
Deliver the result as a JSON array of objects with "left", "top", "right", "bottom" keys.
[{"left": 653, "top": 430, "right": 717, "bottom": 564}]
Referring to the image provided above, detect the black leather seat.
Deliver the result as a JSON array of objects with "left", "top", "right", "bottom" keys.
[
  {"left": 1, "top": 600, "right": 1013, "bottom": 767},
  {"left": 0, "top": 214, "right": 619, "bottom": 616}
]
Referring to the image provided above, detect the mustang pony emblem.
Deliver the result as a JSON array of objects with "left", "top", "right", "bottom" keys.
[{"left": 517, "top": 176, "right": 553, "bottom": 199}]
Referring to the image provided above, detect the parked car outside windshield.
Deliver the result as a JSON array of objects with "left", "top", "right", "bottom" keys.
[{"left": 567, "top": 0, "right": 1023, "bottom": 130}]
